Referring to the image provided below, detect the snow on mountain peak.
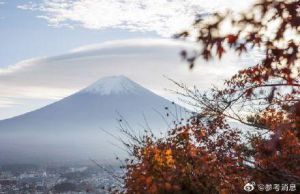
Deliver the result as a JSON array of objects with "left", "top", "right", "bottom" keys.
[{"left": 82, "top": 75, "right": 143, "bottom": 95}]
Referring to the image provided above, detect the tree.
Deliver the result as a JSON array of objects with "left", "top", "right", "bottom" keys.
[{"left": 117, "top": 0, "right": 300, "bottom": 193}]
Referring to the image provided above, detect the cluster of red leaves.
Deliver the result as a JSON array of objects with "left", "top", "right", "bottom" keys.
[
  {"left": 116, "top": 1, "right": 300, "bottom": 193},
  {"left": 114, "top": 117, "right": 249, "bottom": 194}
]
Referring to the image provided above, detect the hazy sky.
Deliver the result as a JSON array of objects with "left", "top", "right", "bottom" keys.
[{"left": 0, "top": 0, "right": 257, "bottom": 119}]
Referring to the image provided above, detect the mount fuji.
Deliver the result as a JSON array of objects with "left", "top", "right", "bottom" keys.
[{"left": 0, "top": 76, "right": 188, "bottom": 164}]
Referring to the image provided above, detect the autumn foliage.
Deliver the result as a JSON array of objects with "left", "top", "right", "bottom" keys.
[{"left": 116, "top": 0, "right": 300, "bottom": 193}]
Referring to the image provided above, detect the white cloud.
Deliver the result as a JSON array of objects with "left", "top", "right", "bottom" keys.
[
  {"left": 0, "top": 1, "right": 6, "bottom": 20},
  {"left": 18, "top": 0, "right": 253, "bottom": 36},
  {"left": 0, "top": 38, "right": 258, "bottom": 119}
]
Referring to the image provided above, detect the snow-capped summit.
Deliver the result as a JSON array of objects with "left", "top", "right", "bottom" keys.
[{"left": 82, "top": 75, "right": 144, "bottom": 95}]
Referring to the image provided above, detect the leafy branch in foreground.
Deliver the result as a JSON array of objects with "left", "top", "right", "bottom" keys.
[{"left": 115, "top": 0, "right": 300, "bottom": 193}]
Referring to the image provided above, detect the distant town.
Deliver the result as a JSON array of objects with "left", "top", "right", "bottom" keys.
[{"left": 0, "top": 164, "right": 122, "bottom": 194}]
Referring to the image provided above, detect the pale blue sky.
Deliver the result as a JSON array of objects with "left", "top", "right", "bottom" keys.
[{"left": 0, "top": 0, "right": 158, "bottom": 68}]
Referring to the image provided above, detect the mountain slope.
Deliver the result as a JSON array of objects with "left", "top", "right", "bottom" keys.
[{"left": 0, "top": 76, "right": 188, "bottom": 164}]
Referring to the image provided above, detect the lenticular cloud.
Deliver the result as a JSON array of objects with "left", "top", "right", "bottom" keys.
[{"left": 19, "top": 0, "right": 208, "bottom": 37}]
